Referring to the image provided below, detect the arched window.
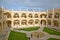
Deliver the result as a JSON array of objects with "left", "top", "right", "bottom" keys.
[
  {"left": 53, "top": 20, "right": 59, "bottom": 27},
  {"left": 54, "top": 13, "right": 59, "bottom": 18},
  {"left": 4, "top": 12, "right": 11, "bottom": 18},
  {"left": 28, "top": 19, "right": 34, "bottom": 25},
  {"left": 14, "top": 20, "right": 20, "bottom": 25},
  {"left": 28, "top": 13, "right": 33, "bottom": 18},
  {"left": 35, "top": 19, "right": 39, "bottom": 24},
  {"left": 21, "top": 13, "right": 27, "bottom": 18},
  {"left": 13, "top": 13, "right": 19, "bottom": 18},
  {"left": 21, "top": 20, "right": 27, "bottom": 25},
  {"left": 34, "top": 13, "right": 39, "bottom": 18}
]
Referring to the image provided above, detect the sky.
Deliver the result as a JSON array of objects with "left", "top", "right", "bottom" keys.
[{"left": 0, "top": 0, "right": 60, "bottom": 11}]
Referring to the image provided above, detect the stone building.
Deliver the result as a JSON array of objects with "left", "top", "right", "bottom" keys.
[{"left": 0, "top": 8, "right": 60, "bottom": 32}]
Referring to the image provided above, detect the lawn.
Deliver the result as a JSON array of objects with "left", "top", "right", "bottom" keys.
[
  {"left": 8, "top": 31, "right": 28, "bottom": 40},
  {"left": 47, "top": 38, "right": 60, "bottom": 40},
  {"left": 17, "top": 26, "right": 40, "bottom": 31},
  {"left": 43, "top": 27, "right": 60, "bottom": 36}
]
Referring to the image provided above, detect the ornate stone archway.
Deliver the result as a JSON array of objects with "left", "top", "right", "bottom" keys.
[
  {"left": 28, "top": 13, "right": 33, "bottom": 18},
  {"left": 53, "top": 20, "right": 59, "bottom": 27},
  {"left": 14, "top": 20, "right": 20, "bottom": 25},
  {"left": 35, "top": 19, "right": 39, "bottom": 24},
  {"left": 21, "top": 13, "right": 27, "bottom": 18},
  {"left": 34, "top": 13, "right": 39, "bottom": 18},
  {"left": 21, "top": 20, "right": 27, "bottom": 25},
  {"left": 28, "top": 19, "right": 34, "bottom": 25},
  {"left": 47, "top": 20, "right": 51, "bottom": 25},
  {"left": 41, "top": 20, "right": 46, "bottom": 25},
  {"left": 40, "top": 14, "right": 46, "bottom": 18},
  {"left": 13, "top": 13, "right": 19, "bottom": 18},
  {"left": 4, "top": 12, "right": 11, "bottom": 18}
]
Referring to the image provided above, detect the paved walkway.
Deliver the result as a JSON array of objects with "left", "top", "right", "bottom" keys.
[{"left": 13, "top": 26, "right": 60, "bottom": 40}]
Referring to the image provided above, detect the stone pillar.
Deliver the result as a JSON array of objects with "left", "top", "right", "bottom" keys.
[
  {"left": 46, "top": 10, "right": 48, "bottom": 27},
  {"left": 52, "top": 8, "right": 55, "bottom": 27}
]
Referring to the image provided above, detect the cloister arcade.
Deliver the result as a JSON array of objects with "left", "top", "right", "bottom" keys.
[{"left": 1, "top": 9, "right": 60, "bottom": 28}]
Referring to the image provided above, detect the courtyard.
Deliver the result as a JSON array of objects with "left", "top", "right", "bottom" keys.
[{"left": 8, "top": 26, "right": 60, "bottom": 40}]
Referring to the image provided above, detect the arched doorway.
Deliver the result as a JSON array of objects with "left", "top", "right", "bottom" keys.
[
  {"left": 6, "top": 20, "right": 11, "bottom": 27},
  {"left": 41, "top": 20, "right": 46, "bottom": 25}
]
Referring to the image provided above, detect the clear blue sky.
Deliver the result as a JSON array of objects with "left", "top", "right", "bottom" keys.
[{"left": 0, "top": 0, "right": 60, "bottom": 11}]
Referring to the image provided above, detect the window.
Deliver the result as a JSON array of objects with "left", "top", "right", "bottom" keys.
[
  {"left": 13, "top": 13, "right": 19, "bottom": 18},
  {"left": 21, "top": 13, "right": 27, "bottom": 18}
]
